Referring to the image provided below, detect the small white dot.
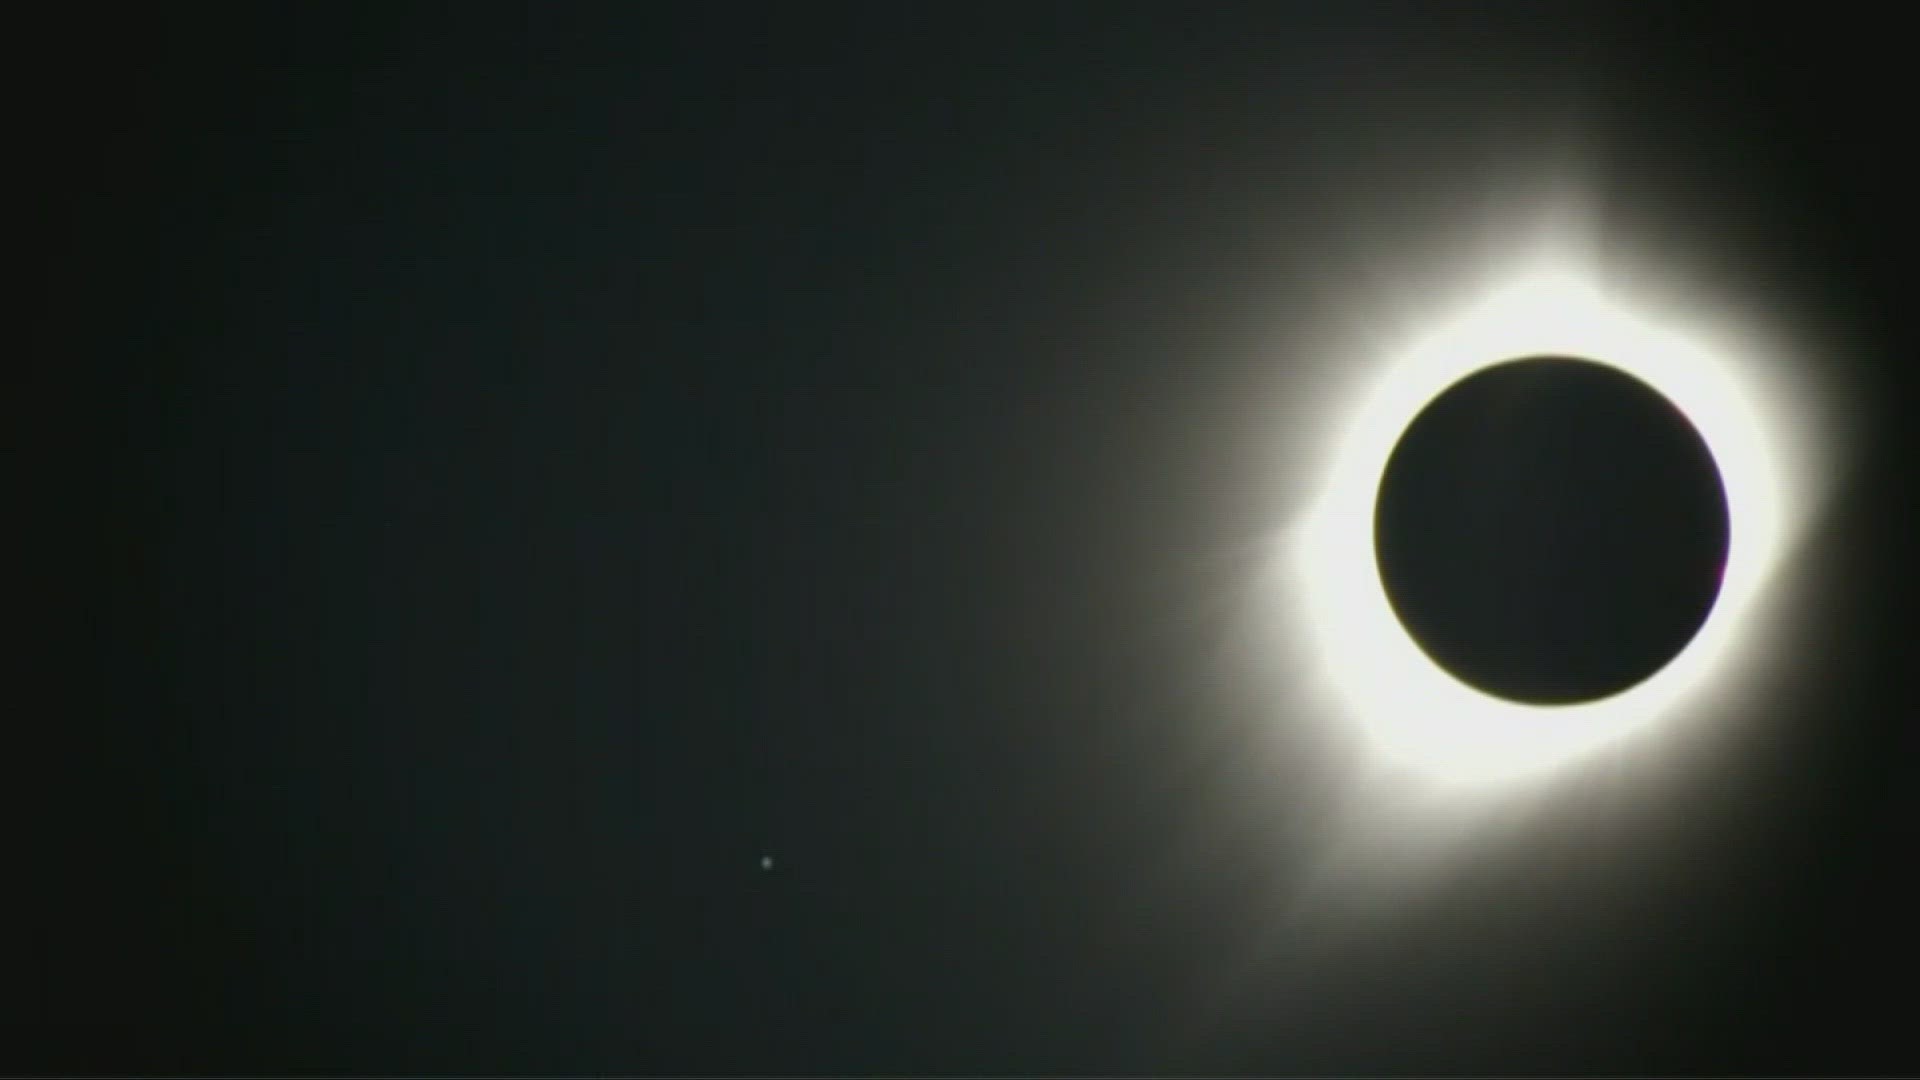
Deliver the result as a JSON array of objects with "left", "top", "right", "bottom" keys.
[{"left": 760, "top": 855, "right": 774, "bottom": 871}]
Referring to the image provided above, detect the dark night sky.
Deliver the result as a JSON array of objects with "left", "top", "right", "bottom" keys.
[{"left": 25, "top": 5, "right": 1916, "bottom": 1075}]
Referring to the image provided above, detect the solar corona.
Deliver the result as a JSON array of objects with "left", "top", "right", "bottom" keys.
[{"left": 1293, "top": 268, "right": 1795, "bottom": 784}]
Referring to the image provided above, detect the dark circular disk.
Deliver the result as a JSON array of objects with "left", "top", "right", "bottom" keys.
[{"left": 1372, "top": 355, "right": 1730, "bottom": 705}]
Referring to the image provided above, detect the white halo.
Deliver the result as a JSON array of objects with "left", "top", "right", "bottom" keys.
[{"left": 1293, "top": 267, "right": 1787, "bottom": 784}]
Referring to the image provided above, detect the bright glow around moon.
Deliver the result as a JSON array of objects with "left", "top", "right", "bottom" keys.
[{"left": 1293, "top": 264, "right": 1800, "bottom": 785}]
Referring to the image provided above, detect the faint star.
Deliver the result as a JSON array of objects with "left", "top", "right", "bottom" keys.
[{"left": 760, "top": 855, "right": 774, "bottom": 871}]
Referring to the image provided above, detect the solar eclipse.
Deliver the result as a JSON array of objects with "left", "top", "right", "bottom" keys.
[
  {"left": 1371, "top": 355, "right": 1730, "bottom": 706},
  {"left": 1291, "top": 267, "right": 1812, "bottom": 785}
]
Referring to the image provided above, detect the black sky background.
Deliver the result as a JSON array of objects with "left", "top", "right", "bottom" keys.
[{"left": 25, "top": 5, "right": 1917, "bottom": 1075}]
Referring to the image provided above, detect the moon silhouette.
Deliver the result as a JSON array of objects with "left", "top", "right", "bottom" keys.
[{"left": 1372, "top": 356, "right": 1730, "bottom": 705}]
